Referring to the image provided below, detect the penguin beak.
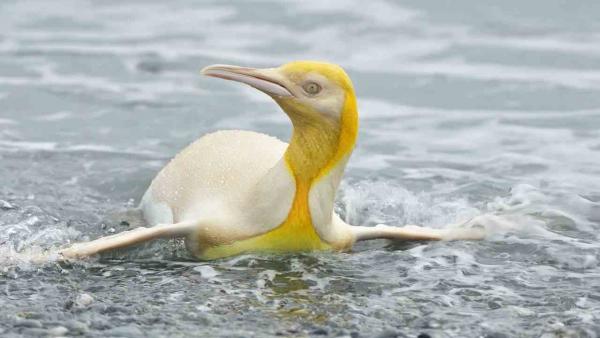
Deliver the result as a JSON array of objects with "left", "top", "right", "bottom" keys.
[{"left": 201, "top": 64, "right": 293, "bottom": 98}]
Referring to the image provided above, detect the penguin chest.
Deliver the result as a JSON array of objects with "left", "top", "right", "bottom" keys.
[{"left": 193, "top": 190, "right": 331, "bottom": 260}]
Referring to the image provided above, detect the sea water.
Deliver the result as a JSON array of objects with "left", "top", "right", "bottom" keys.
[{"left": 1, "top": 1, "right": 599, "bottom": 337}]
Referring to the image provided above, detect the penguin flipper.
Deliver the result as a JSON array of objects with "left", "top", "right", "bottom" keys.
[
  {"left": 59, "top": 221, "right": 196, "bottom": 259},
  {"left": 351, "top": 224, "right": 485, "bottom": 242}
]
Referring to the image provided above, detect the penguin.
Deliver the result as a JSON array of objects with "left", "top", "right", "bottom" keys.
[{"left": 60, "top": 61, "right": 482, "bottom": 260}]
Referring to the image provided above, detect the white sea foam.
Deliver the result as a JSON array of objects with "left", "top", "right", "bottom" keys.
[
  {"left": 0, "top": 118, "right": 17, "bottom": 125},
  {"left": 0, "top": 140, "right": 57, "bottom": 151},
  {"left": 33, "top": 111, "right": 73, "bottom": 122}
]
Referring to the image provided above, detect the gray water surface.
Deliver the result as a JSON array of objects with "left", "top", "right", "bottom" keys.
[{"left": 1, "top": 1, "right": 600, "bottom": 337}]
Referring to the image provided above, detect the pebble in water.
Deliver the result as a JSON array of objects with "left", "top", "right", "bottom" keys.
[
  {"left": 75, "top": 293, "right": 94, "bottom": 308},
  {"left": 193, "top": 265, "right": 219, "bottom": 279},
  {"left": 48, "top": 326, "right": 69, "bottom": 336},
  {"left": 311, "top": 327, "right": 328, "bottom": 335},
  {"left": 374, "top": 329, "right": 407, "bottom": 338}
]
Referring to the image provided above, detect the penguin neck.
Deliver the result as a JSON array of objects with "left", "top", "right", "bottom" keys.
[
  {"left": 279, "top": 94, "right": 358, "bottom": 222},
  {"left": 285, "top": 115, "right": 342, "bottom": 184},
  {"left": 282, "top": 93, "right": 357, "bottom": 186}
]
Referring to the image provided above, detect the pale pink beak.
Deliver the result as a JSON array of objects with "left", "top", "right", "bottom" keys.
[{"left": 201, "top": 64, "right": 293, "bottom": 98}]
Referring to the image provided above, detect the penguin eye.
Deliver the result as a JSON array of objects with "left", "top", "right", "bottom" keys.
[{"left": 302, "top": 82, "right": 321, "bottom": 95}]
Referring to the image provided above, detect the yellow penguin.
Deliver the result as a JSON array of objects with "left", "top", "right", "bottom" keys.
[{"left": 60, "top": 61, "right": 482, "bottom": 260}]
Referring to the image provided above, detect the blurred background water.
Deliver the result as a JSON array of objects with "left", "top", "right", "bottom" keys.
[{"left": 1, "top": 0, "right": 600, "bottom": 337}]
